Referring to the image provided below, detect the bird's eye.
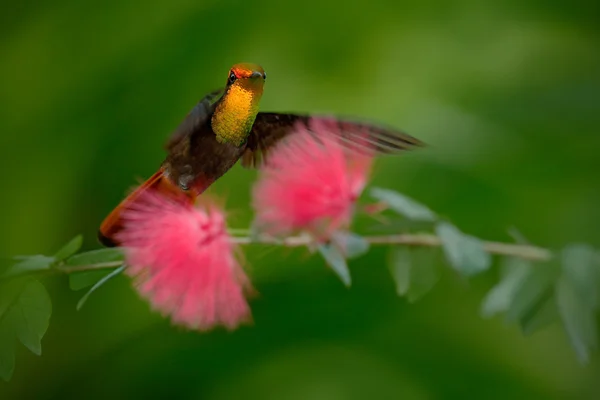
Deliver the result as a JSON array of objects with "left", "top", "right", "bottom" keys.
[
  {"left": 228, "top": 72, "right": 237, "bottom": 84},
  {"left": 263, "top": 72, "right": 267, "bottom": 80}
]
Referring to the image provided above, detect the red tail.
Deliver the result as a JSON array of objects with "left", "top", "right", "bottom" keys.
[{"left": 98, "top": 169, "right": 192, "bottom": 247}]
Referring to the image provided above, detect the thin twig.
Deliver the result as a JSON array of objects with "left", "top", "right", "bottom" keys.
[
  {"left": 56, "top": 261, "right": 124, "bottom": 274},
  {"left": 43, "top": 232, "right": 553, "bottom": 275},
  {"left": 231, "top": 233, "right": 553, "bottom": 261}
]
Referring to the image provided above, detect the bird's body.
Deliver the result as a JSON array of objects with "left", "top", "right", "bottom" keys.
[{"left": 99, "top": 63, "right": 423, "bottom": 246}]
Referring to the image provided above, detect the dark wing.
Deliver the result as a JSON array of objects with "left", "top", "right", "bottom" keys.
[
  {"left": 241, "top": 112, "right": 424, "bottom": 168},
  {"left": 165, "top": 88, "right": 224, "bottom": 151}
]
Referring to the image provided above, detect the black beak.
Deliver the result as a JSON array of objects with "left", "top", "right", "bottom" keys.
[{"left": 251, "top": 71, "right": 265, "bottom": 79}]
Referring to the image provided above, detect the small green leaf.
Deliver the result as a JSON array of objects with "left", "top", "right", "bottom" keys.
[
  {"left": 436, "top": 222, "right": 491, "bottom": 276},
  {"left": 10, "top": 281, "right": 52, "bottom": 355},
  {"left": 507, "top": 227, "right": 529, "bottom": 245},
  {"left": 389, "top": 247, "right": 411, "bottom": 296},
  {"left": 332, "top": 231, "right": 370, "bottom": 259},
  {"left": 77, "top": 266, "right": 125, "bottom": 310},
  {"left": 0, "top": 280, "right": 52, "bottom": 381},
  {"left": 0, "top": 280, "right": 24, "bottom": 318},
  {"left": 318, "top": 244, "right": 351, "bottom": 287},
  {"left": 54, "top": 235, "right": 83, "bottom": 261},
  {"left": 556, "top": 276, "right": 597, "bottom": 364},
  {"left": 370, "top": 188, "right": 437, "bottom": 222},
  {"left": 406, "top": 250, "right": 440, "bottom": 303},
  {"left": 248, "top": 224, "right": 263, "bottom": 243},
  {"left": 506, "top": 260, "right": 559, "bottom": 324},
  {"left": 389, "top": 247, "right": 440, "bottom": 302},
  {"left": 66, "top": 248, "right": 124, "bottom": 266},
  {"left": 0, "top": 318, "right": 15, "bottom": 381},
  {"left": 520, "top": 294, "right": 558, "bottom": 336},
  {"left": 69, "top": 269, "right": 116, "bottom": 291},
  {"left": 482, "top": 257, "right": 560, "bottom": 335},
  {"left": 561, "top": 244, "right": 600, "bottom": 309},
  {"left": 2, "top": 255, "right": 56, "bottom": 279},
  {"left": 481, "top": 257, "right": 531, "bottom": 317},
  {"left": 0, "top": 280, "right": 23, "bottom": 382}
]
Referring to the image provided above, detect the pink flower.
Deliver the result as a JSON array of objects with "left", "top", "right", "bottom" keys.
[
  {"left": 116, "top": 191, "right": 252, "bottom": 331},
  {"left": 252, "top": 119, "right": 374, "bottom": 238}
]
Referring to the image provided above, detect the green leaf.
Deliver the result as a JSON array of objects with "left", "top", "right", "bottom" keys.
[
  {"left": 331, "top": 231, "right": 370, "bottom": 259},
  {"left": 69, "top": 269, "right": 116, "bottom": 291},
  {"left": 520, "top": 294, "right": 558, "bottom": 336},
  {"left": 389, "top": 247, "right": 411, "bottom": 296},
  {"left": 65, "top": 248, "right": 124, "bottom": 266},
  {"left": 370, "top": 187, "right": 437, "bottom": 222},
  {"left": 0, "top": 280, "right": 52, "bottom": 381},
  {"left": 54, "top": 235, "right": 83, "bottom": 261},
  {"left": 388, "top": 247, "right": 440, "bottom": 302},
  {"left": 2, "top": 255, "right": 56, "bottom": 279},
  {"left": 556, "top": 276, "right": 598, "bottom": 364},
  {"left": 77, "top": 266, "right": 125, "bottom": 310},
  {"left": 248, "top": 224, "right": 263, "bottom": 243},
  {"left": 318, "top": 244, "right": 351, "bottom": 287},
  {"left": 0, "top": 280, "right": 24, "bottom": 318},
  {"left": 506, "top": 260, "right": 559, "bottom": 324},
  {"left": 507, "top": 227, "right": 530, "bottom": 245},
  {"left": 406, "top": 249, "right": 440, "bottom": 303},
  {"left": 561, "top": 244, "right": 600, "bottom": 309},
  {"left": 481, "top": 257, "right": 531, "bottom": 317},
  {"left": 10, "top": 281, "right": 52, "bottom": 355},
  {"left": 482, "top": 257, "right": 561, "bottom": 335},
  {"left": 0, "top": 317, "right": 15, "bottom": 381},
  {"left": 435, "top": 222, "right": 491, "bottom": 276}
]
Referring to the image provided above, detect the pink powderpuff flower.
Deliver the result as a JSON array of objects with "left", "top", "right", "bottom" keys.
[
  {"left": 116, "top": 191, "right": 252, "bottom": 331},
  {"left": 252, "top": 119, "right": 374, "bottom": 239}
]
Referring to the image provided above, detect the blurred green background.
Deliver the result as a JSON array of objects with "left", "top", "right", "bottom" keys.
[{"left": 1, "top": 0, "right": 599, "bottom": 398}]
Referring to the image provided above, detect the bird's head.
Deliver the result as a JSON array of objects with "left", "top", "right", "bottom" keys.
[
  {"left": 226, "top": 63, "right": 266, "bottom": 93},
  {"left": 211, "top": 63, "right": 266, "bottom": 146}
]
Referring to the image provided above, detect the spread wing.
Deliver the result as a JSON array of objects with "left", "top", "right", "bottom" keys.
[
  {"left": 165, "top": 88, "right": 224, "bottom": 151},
  {"left": 241, "top": 112, "right": 424, "bottom": 168}
]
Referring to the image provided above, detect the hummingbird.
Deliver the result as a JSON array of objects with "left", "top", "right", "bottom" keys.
[{"left": 99, "top": 63, "right": 423, "bottom": 247}]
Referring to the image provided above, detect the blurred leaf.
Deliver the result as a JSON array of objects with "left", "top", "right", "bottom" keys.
[
  {"left": 483, "top": 257, "right": 561, "bottom": 335},
  {"left": 506, "top": 260, "right": 560, "bottom": 325},
  {"left": 332, "top": 231, "right": 370, "bottom": 259},
  {"left": 481, "top": 257, "right": 531, "bottom": 318},
  {"left": 388, "top": 247, "right": 440, "bottom": 302},
  {"left": 248, "top": 224, "right": 263, "bottom": 243},
  {"left": 407, "top": 249, "right": 441, "bottom": 303},
  {"left": 318, "top": 244, "right": 351, "bottom": 287},
  {"left": 2, "top": 255, "right": 56, "bottom": 279},
  {"left": 0, "top": 280, "right": 24, "bottom": 318},
  {"left": 507, "top": 227, "right": 530, "bottom": 245},
  {"left": 54, "top": 235, "right": 83, "bottom": 261},
  {"left": 0, "top": 280, "right": 51, "bottom": 381},
  {"left": 0, "top": 319, "right": 15, "bottom": 381},
  {"left": 77, "top": 266, "right": 125, "bottom": 311},
  {"left": 389, "top": 247, "right": 410, "bottom": 296},
  {"left": 66, "top": 248, "right": 124, "bottom": 266},
  {"left": 9, "top": 281, "right": 52, "bottom": 355},
  {"left": 0, "top": 280, "right": 21, "bottom": 382},
  {"left": 69, "top": 269, "right": 117, "bottom": 291},
  {"left": 521, "top": 294, "right": 558, "bottom": 336},
  {"left": 436, "top": 222, "right": 491, "bottom": 276},
  {"left": 556, "top": 276, "right": 598, "bottom": 364},
  {"left": 561, "top": 244, "right": 600, "bottom": 309},
  {"left": 370, "top": 188, "right": 437, "bottom": 222}
]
